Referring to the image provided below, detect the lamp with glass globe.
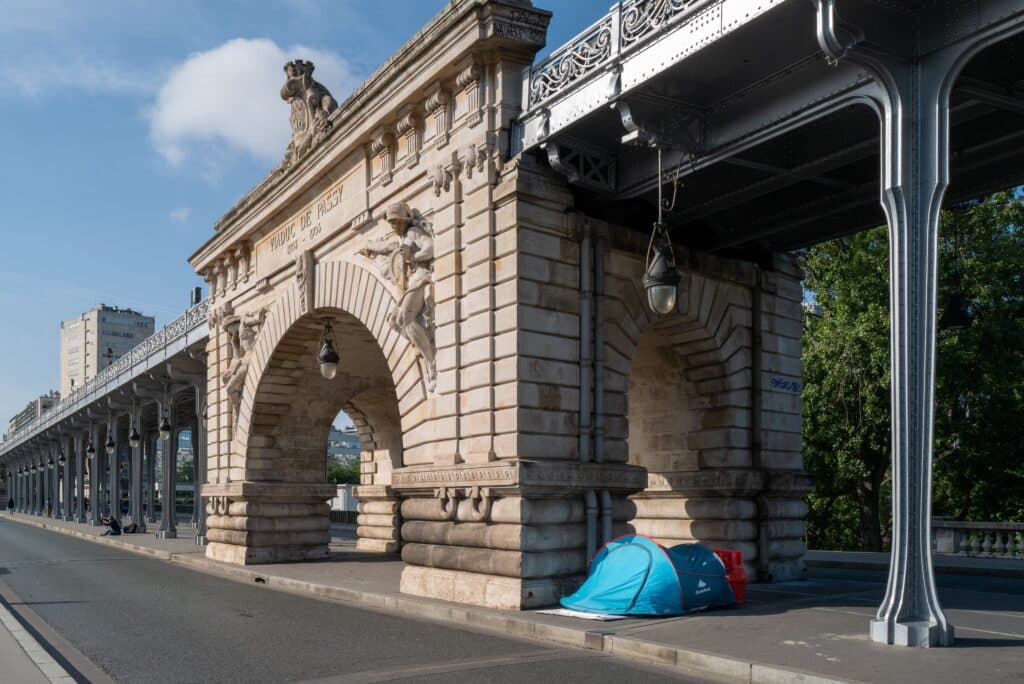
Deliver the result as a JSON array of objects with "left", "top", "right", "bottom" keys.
[
  {"left": 317, "top": 319, "right": 340, "bottom": 380},
  {"left": 641, "top": 147, "right": 681, "bottom": 315}
]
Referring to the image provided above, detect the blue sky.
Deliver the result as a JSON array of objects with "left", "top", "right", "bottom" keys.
[{"left": 0, "top": 0, "right": 606, "bottom": 424}]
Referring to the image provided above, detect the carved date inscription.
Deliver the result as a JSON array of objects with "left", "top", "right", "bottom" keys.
[{"left": 256, "top": 177, "right": 354, "bottom": 277}]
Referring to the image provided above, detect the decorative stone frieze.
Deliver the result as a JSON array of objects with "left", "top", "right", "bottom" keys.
[
  {"left": 458, "top": 142, "right": 489, "bottom": 180},
  {"left": 369, "top": 127, "right": 396, "bottom": 185},
  {"left": 394, "top": 104, "right": 422, "bottom": 169},
  {"left": 432, "top": 164, "right": 453, "bottom": 196},
  {"left": 456, "top": 57, "right": 484, "bottom": 127},
  {"left": 423, "top": 83, "right": 450, "bottom": 149}
]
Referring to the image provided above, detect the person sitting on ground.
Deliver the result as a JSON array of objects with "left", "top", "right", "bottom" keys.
[{"left": 101, "top": 515, "right": 122, "bottom": 536}]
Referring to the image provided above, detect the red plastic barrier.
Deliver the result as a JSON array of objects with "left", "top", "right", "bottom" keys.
[{"left": 713, "top": 549, "right": 748, "bottom": 605}]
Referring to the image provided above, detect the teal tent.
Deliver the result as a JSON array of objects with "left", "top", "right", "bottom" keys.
[{"left": 559, "top": 535, "right": 736, "bottom": 616}]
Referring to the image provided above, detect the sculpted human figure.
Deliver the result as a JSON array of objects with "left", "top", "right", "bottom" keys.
[
  {"left": 280, "top": 60, "right": 338, "bottom": 167},
  {"left": 220, "top": 307, "right": 268, "bottom": 409},
  {"left": 361, "top": 202, "right": 436, "bottom": 390}
]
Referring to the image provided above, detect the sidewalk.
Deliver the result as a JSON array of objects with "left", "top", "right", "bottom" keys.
[
  {"left": 4, "top": 512, "right": 1023, "bottom": 684},
  {"left": 0, "top": 599, "right": 73, "bottom": 683}
]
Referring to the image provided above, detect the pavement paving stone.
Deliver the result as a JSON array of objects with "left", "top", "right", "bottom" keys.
[{"left": 3, "top": 512, "right": 1023, "bottom": 684}]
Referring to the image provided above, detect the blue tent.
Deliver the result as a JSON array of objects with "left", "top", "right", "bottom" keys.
[{"left": 559, "top": 535, "right": 736, "bottom": 616}]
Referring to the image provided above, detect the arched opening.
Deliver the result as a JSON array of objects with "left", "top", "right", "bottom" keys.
[
  {"left": 215, "top": 307, "right": 404, "bottom": 563},
  {"left": 625, "top": 311, "right": 758, "bottom": 565}
]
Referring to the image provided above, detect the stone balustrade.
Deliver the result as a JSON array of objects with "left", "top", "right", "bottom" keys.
[{"left": 933, "top": 520, "right": 1023, "bottom": 560}]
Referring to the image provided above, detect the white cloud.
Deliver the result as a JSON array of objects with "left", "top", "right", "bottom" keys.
[
  {"left": 149, "top": 38, "right": 358, "bottom": 168},
  {"left": 168, "top": 207, "right": 191, "bottom": 223},
  {"left": 0, "top": 57, "right": 153, "bottom": 98}
]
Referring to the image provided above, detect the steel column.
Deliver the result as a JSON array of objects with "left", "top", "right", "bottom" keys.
[
  {"left": 89, "top": 424, "right": 101, "bottom": 526},
  {"left": 130, "top": 402, "right": 145, "bottom": 531},
  {"left": 146, "top": 433, "right": 157, "bottom": 524},
  {"left": 157, "top": 401, "right": 178, "bottom": 539},
  {"left": 75, "top": 432, "right": 86, "bottom": 523}
]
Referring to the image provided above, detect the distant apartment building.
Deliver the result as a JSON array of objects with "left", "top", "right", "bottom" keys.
[
  {"left": 59, "top": 305, "right": 156, "bottom": 396},
  {"left": 327, "top": 425, "right": 361, "bottom": 464},
  {"left": 7, "top": 390, "right": 60, "bottom": 436}
]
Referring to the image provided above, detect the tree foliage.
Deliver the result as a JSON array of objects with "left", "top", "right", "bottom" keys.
[
  {"left": 327, "top": 458, "right": 361, "bottom": 485},
  {"left": 802, "top": 192, "right": 1024, "bottom": 550}
]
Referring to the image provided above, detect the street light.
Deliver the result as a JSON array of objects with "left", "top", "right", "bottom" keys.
[
  {"left": 642, "top": 148, "right": 681, "bottom": 315},
  {"left": 317, "top": 319, "right": 340, "bottom": 380},
  {"left": 58, "top": 450, "right": 66, "bottom": 467},
  {"left": 129, "top": 426, "right": 141, "bottom": 449},
  {"left": 643, "top": 222, "right": 681, "bottom": 315},
  {"left": 86, "top": 442, "right": 96, "bottom": 457},
  {"left": 159, "top": 415, "right": 172, "bottom": 442},
  {"left": 47, "top": 455, "right": 54, "bottom": 469},
  {"left": 105, "top": 433, "right": 116, "bottom": 456}
]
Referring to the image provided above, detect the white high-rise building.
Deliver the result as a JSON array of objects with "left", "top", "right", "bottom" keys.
[{"left": 59, "top": 305, "right": 156, "bottom": 396}]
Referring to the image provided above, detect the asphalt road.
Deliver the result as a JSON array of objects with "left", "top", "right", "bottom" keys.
[{"left": 0, "top": 520, "right": 703, "bottom": 684}]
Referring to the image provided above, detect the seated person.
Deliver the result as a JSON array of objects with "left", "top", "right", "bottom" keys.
[{"left": 101, "top": 515, "right": 122, "bottom": 536}]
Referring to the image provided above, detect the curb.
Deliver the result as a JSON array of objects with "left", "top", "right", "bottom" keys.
[
  {"left": 2, "top": 514, "right": 861, "bottom": 684},
  {"left": 806, "top": 554, "right": 1024, "bottom": 579}
]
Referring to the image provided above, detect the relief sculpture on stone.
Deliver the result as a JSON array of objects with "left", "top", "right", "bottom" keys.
[
  {"left": 220, "top": 306, "right": 269, "bottom": 412},
  {"left": 360, "top": 201, "right": 436, "bottom": 391}
]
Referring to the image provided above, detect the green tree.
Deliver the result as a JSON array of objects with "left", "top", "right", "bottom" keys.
[
  {"left": 802, "top": 227, "right": 892, "bottom": 551},
  {"left": 802, "top": 192, "right": 1024, "bottom": 549},
  {"left": 933, "top": 193, "right": 1024, "bottom": 522},
  {"left": 327, "top": 458, "right": 361, "bottom": 485}
]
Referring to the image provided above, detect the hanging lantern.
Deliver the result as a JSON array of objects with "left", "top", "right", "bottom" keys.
[
  {"left": 129, "top": 426, "right": 141, "bottom": 449},
  {"left": 640, "top": 147, "right": 681, "bottom": 315},
  {"left": 317, "top": 319, "right": 340, "bottom": 380},
  {"left": 86, "top": 442, "right": 96, "bottom": 457},
  {"left": 47, "top": 455, "right": 54, "bottom": 469},
  {"left": 643, "top": 222, "right": 681, "bottom": 315},
  {"left": 159, "top": 416, "right": 172, "bottom": 441},
  {"left": 105, "top": 433, "right": 116, "bottom": 456},
  {"left": 58, "top": 451, "right": 66, "bottom": 467}
]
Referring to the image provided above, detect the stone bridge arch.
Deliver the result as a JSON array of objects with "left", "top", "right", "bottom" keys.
[
  {"left": 602, "top": 245, "right": 808, "bottom": 581},
  {"left": 206, "top": 258, "right": 425, "bottom": 565}
]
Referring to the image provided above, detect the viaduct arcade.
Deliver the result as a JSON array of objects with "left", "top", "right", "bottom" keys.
[{"left": 3, "top": 0, "right": 1024, "bottom": 649}]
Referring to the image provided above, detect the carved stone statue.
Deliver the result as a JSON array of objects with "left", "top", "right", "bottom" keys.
[
  {"left": 280, "top": 60, "right": 338, "bottom": 167},
  {"left": 221, "top": 307, "right": 269, "bottom": 411},
  {"left": 360, "top": 202, "right": 436, "bottom": 391}
]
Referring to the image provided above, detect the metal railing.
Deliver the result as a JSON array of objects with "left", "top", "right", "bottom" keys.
[
  {"left": 933, "top": 520, "right": 1024, "bottom": 560},
  {"left": 526, "top": 0, "right": 712, "bottom": 109},
  {"left": 0, "top": 300, "right": 209, "bottom": 451}
]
